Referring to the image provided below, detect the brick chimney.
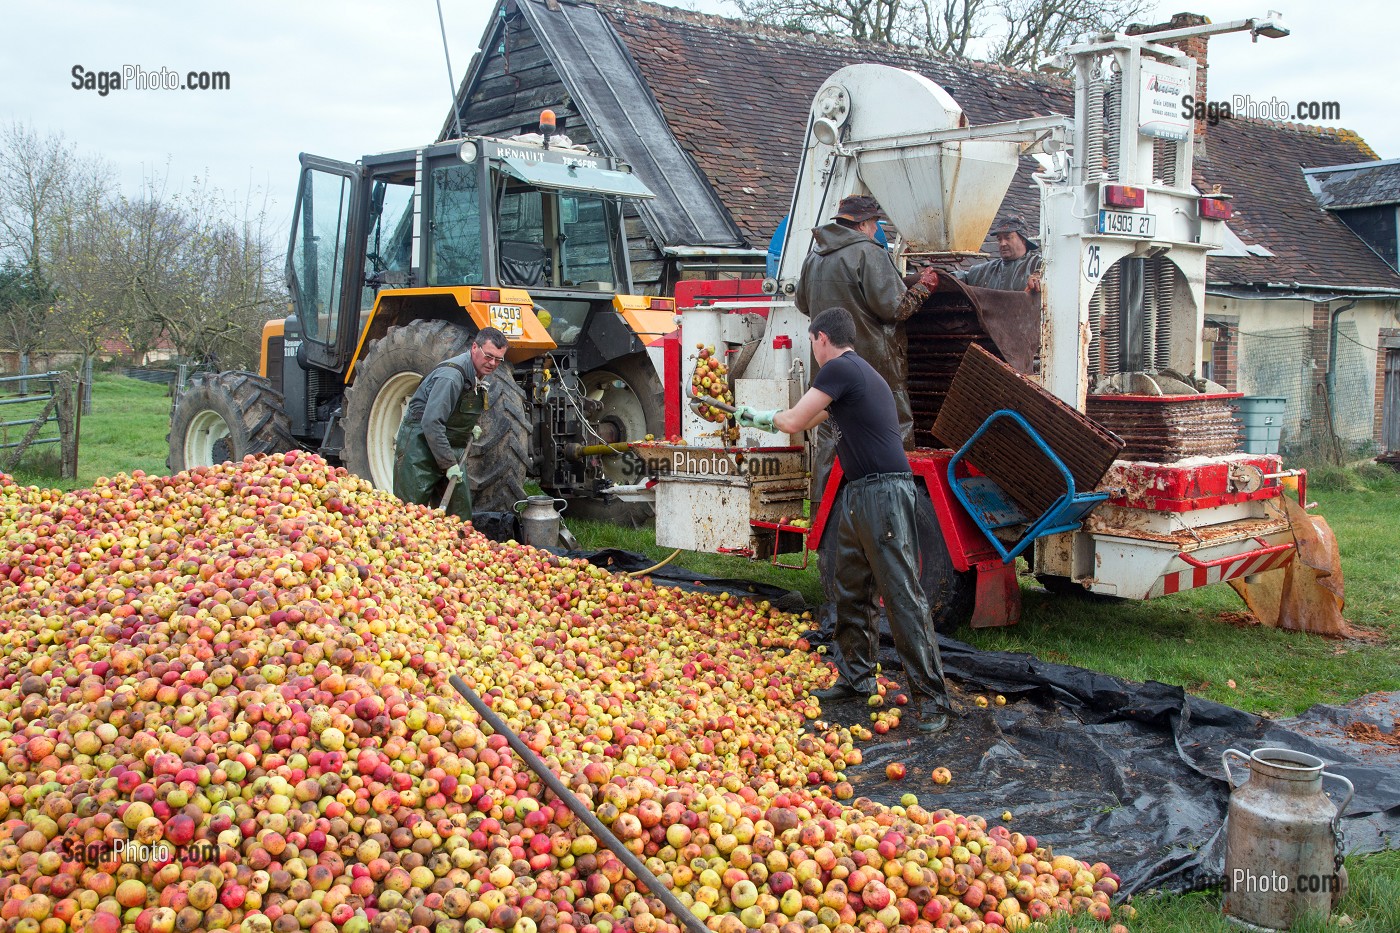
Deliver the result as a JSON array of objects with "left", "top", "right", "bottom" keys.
[{"left": 1128, "top": 12, "right": 1210, "bottom": 137}]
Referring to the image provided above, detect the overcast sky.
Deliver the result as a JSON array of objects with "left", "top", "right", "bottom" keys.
[{"left": 3, "top": 0, "right": 1393, "bottom": 236}]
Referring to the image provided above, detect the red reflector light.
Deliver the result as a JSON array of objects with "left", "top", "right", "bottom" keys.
[
  {"left": 648, "top": 298, "right": 675, "bottom": 311},
  {"left": 1199, "top": 197, "right": 1234, "bottom": 220},
  {"left": 470, "top": 288, "right": 501, "bottom": 303},
  {"left": 1104, "top": 185, "right": 1146, "bottom": 209}
]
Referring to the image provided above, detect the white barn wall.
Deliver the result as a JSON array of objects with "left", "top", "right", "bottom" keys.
[
  {"left": 1205, "top": 296, "right": 1400, "bottom": 452},
  {"left": 1210, "top": 297, "right": 1312, "bottom": 447}
]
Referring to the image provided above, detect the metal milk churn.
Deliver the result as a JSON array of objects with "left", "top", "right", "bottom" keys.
[
  {"left": 1221, "top": 747, "right": 1353, "bottom": 931},
  {"left": 514, "top": 496, "right": 567, "bottom": 548}
]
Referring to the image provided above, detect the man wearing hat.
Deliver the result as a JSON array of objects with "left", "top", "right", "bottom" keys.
[
  {"left": 954, "top": 215, "right": 1043, "bottom": 292},
  {"left": 795, "top": 194, "right": 936, "bottom": 646},
  {"left": 796, "top": 194, "right": 935, "bottom": 455}
]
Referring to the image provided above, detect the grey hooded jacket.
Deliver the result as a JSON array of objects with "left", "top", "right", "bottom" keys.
[{"left": 794, "top": 222, "right": 913, "bottom": 440}]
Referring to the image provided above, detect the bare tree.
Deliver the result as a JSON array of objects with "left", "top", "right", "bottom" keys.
[
  {"left": 0, "top": 123, "right": 72, "bottom": 284},
  {"left": 89, "top": 174, "right": 284, "bottom": 372},
  {"left": 911, "top": 0, "right": 988, "bottom": 59},
  {"left": 736, "top": 0, "right": 1154, "bottom": 67},
  {"left": 1, "top": 123, "right": 281, "bottom": 386},
  {"left": 46, "top": 178, "right": 128, "bottom": 369},
  {"left": 735, "top": 0, "right": 907, "bottom": 42},
  {"left": 986, "top": 0, "right": 1154, "bottom": 68},
  {"left": 0, "top": 124, "right": 114, "bottom": 375},
  {"left": 0, "top": 261, "right": 54, "bottom": 381}
]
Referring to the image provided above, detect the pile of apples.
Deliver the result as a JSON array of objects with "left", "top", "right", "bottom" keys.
[
  {"left": 691, "top": 346, "right": 734, "bottom": 424},
  {"left": 0, "top": 452, "right": 1132, "bottom": 933}
]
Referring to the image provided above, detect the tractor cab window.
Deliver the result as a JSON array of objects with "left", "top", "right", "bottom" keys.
[
  {"left": 426, "top": 163, "right": 483, "bottom": 286},
  {"left": 362, "top": 176, "right": 413, "bottom": 310},
  {"left": 558, "top": 194, "right": 618, "bottom": 291},
  {"left": 495, "top": 185, "right": 624, "bottom": 291},
  {"left": 497, "top": 188, "right": 551, "bottom": 287}
]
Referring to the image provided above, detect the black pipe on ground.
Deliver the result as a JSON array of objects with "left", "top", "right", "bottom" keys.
[{"left": 447, "top": 674, "right": 708, "bottom": 933}]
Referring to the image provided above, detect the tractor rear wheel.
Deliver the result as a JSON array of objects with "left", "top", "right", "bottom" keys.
[
  {"left": 342, "top": 320, "right": 528, "bottom": 512},
  {"left": 167, "top": 371, "right": 295, "bottom": 472}
]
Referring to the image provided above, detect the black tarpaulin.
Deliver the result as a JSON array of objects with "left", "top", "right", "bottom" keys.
[{"left": 890, "top": 639, "right": 1400, "bottom": 895}]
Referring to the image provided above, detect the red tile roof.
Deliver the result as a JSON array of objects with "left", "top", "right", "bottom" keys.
[
  {"left": 1192, "top": 118, "right": 1400, "bottom": 289},
  {"left": 597, "top": 0, "right": 1070, "bottom": 247}
]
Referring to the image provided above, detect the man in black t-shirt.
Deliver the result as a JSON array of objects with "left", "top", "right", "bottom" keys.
[{"left": 735, "top": 307, "right": 953, "bottom": 735}]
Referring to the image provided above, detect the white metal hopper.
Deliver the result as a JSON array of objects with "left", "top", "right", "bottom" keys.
[{"left": 817, "top": 65, "right": 1023, "bottom": 252}]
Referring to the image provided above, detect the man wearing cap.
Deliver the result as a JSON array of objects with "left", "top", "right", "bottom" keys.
[
  {"left": 795, "top": 195, "right": 937, "bottom": 451},
  {"left": 953, "top": 215, "right": 1043, "bottom": 292},
  {"left": 795, "top": 194, "right": 936, "bottom": 647}
]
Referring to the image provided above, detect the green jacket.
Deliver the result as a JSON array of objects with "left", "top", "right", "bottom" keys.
[
  {"left": 404, "top": 352, "right": 484, "bottom": 470},
  {"left": 958, "top": 249, "right": 1043, "bottom": 291}
]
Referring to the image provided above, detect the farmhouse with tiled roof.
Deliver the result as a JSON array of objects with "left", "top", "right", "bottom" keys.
[{"left": 453, "top": 0, "right": 1400, "bottom": 455}]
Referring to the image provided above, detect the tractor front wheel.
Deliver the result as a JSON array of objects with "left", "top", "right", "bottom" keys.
[
  {"left": 558, "top": 353, "right": 666, "bottom": 526},
  {"left": 167, "top": 371, "right": 295, "bottom": 472}
]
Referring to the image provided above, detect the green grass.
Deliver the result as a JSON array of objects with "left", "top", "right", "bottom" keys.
[
  {"left": 569, "top": 466, "right": 1400, "bottom": 932},
  {"left": 6, "top": 375, "right": 1397, "bottom": 931},
  {"left": 567, "top": 516, "right": 827, "bottom": 608},
  {"left": 573, "top": 478, "right": 1400, "bottom": 719},
  {"left": 3, "top": 373, "right": 172, "bottom": 489},
  {"left": 1053, "top": 850, "right": 1400, "bottom": 933}
]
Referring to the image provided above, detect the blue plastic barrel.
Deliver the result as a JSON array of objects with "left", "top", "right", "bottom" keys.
[{"left": 1236, "top": 396, "right": 1287, "bottom": 454}]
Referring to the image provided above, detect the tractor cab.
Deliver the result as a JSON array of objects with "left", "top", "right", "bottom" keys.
[
  {"left": 264, "top": 125, "right": 669, "bottom": 514},
  {"left": 286, "top": 130, "right": 653, "bottom": 376}
]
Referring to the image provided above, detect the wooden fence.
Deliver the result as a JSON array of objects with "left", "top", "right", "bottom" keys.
[{"left": 0, "top": 372, "right": 78, "bottom": 478}]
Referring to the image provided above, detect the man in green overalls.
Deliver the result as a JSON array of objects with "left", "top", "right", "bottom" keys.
[{"left": 392, "top": 328, "right": 509, "bottom": 521}]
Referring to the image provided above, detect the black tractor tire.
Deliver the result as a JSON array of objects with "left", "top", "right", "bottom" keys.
[
  {"left": 468, "top": 370, "right": 530, "bottom": 514},
  {"left": 167, "top": 371, "right": 296, "bottom": 472},
  {"left": 559, "top": 352, "right": 666, "bottom": 527},
  {"left": 819, "top": 487, "right": 974, "bottom": 634},
  {"left": 342, "top": 320, "right": 528, "bottom": 512}
]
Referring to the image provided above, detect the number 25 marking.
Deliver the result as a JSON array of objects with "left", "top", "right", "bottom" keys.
[{"left": 1083, "top": 244, "right": 1103, "bottom": 283}]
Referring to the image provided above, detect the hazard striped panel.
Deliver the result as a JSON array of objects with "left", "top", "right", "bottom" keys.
[{"left": 1148, "top": 543, "right": 1296, "bottom": 599}]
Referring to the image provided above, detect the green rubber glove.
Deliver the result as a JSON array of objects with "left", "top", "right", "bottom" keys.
[
  {"left": 472, "top": 424, "right": 483, "bottom": 441},
  {"left": 445, "top": 464, "right": 465, "bottom": 483},
  {"left": 735, "top": 405, "right": 780, "bottom": 433}
]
